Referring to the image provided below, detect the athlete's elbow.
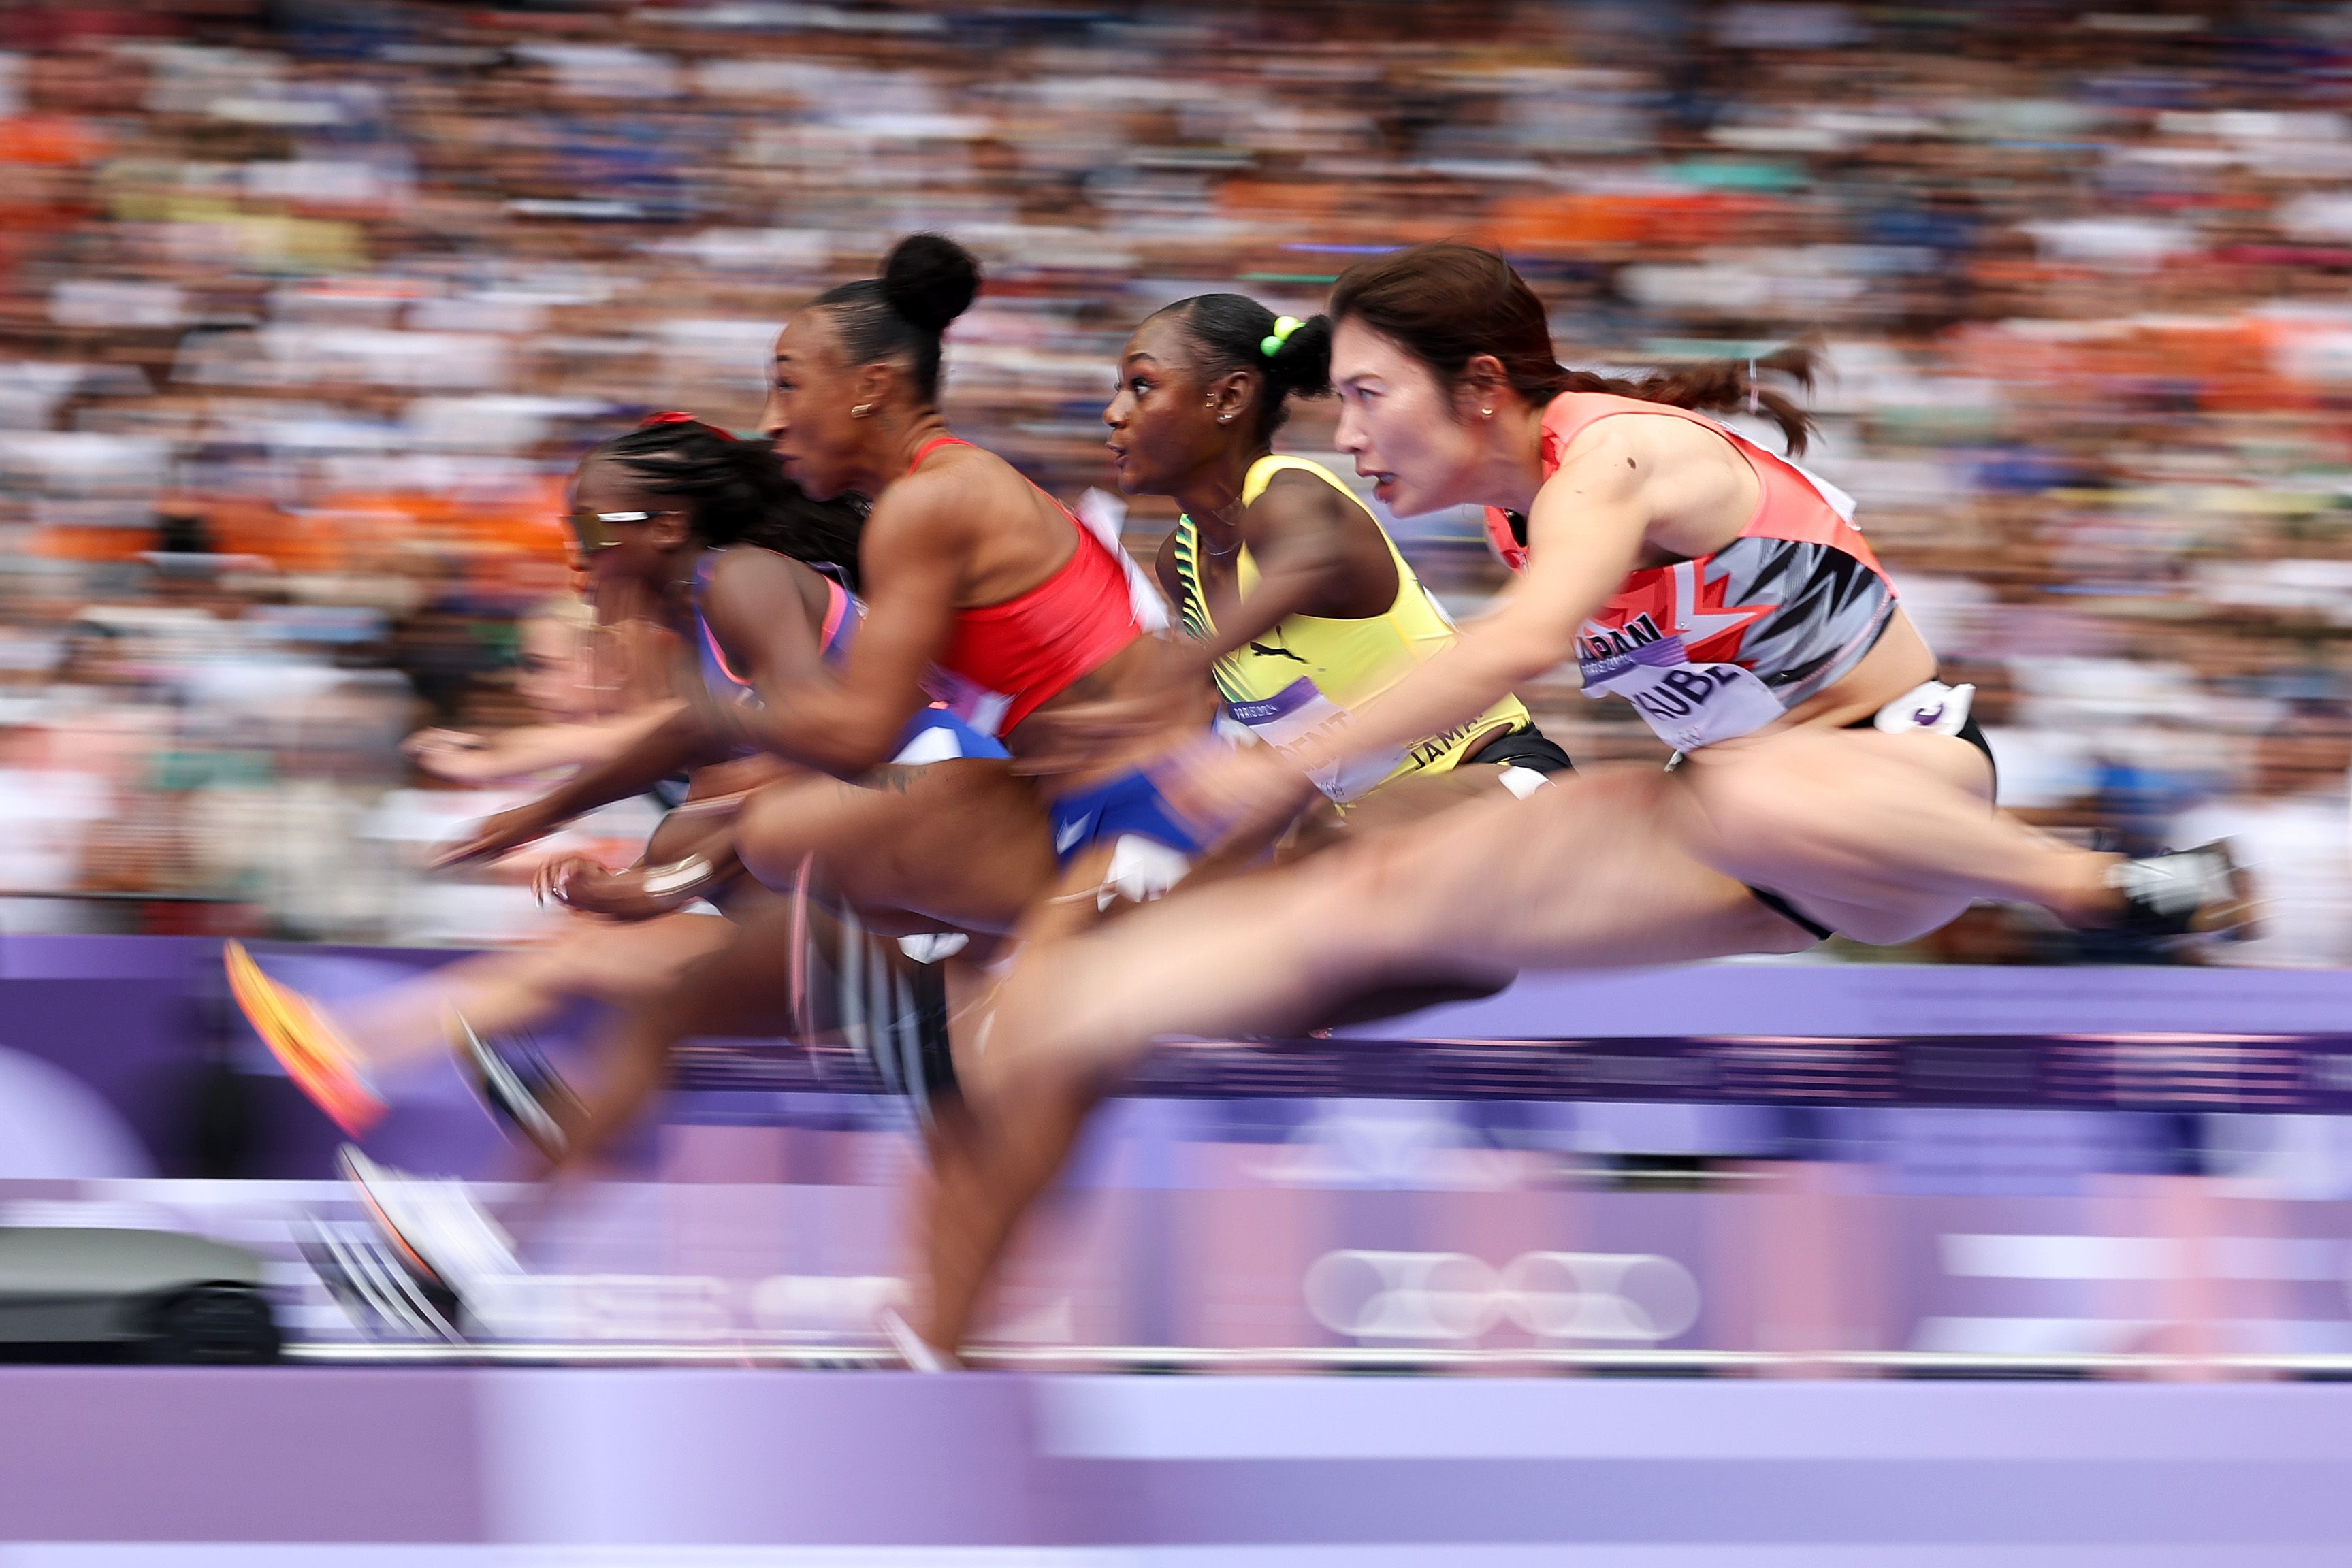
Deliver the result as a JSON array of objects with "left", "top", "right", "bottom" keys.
[{"left": 822, "top": 722, "right": 901, "bottom": 779}]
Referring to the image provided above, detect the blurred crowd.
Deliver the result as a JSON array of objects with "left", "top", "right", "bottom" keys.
[{"left": 3, "top": 0, "right": 2352, "bottom": 962}]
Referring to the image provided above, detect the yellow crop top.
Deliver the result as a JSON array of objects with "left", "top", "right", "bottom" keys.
[{"left": 1170, "top": 455, "right": 1532, "bottom": 802}]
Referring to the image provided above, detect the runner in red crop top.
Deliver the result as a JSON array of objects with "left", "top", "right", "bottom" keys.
[
  {"left": 741, "top": 235, "right": 1253, "bottom": 1370},
  {"left": 907, "top": 434, "right": 1155, "bottom": 738},
  {"left": 730, "top": 246, "right": 1180, "bottom": 800}
]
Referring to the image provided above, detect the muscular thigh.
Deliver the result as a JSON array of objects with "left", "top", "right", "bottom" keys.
[
  {"left": 737, "top": 761, "right": 1054, "bottom": 934},
  {"left": 551, "top": 911, "right": 740, "bottom": 1007},
  {"left": 1690, "top": 723, "right": 1993, "bottom": 806},
  {"left": 1666, "top": 726, "right": 1993, "bottom": 945},
  {"left": 1304, "top": 762, "right": 1798, "bottom": 974}
]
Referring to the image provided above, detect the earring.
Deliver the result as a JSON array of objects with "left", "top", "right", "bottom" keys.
[
  {"left": 850, "top": 403, "right": 873, "bottom": 419},
  {"left": 1480, "top": 407, "right": 1494, "bottom": 419},
  {"left": 1217, "top": 414, "right": 1233, "bottom": 425}
]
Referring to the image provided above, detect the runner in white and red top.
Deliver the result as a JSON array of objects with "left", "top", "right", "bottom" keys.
[{"left": 952, "top": 243, "right": 2255, "bottom": 1358}]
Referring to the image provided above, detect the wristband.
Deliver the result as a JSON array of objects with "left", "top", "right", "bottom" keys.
[{"left": 638, "top": 854, "right": 717, "bottom": 898}]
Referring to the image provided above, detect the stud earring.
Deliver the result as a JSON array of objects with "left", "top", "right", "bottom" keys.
[
  {"left": 850, "top": 403, "right": 873, "bottom": 419},
  {"left": 1217, "top": 413, "right": 1233, "bottom": 425},
  {"left": 1481, "top": 407, "right": 1494, "bottom": 419}
]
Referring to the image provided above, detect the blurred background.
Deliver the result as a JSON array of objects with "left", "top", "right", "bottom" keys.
[
  {"left": 4, "top": 0, "right": 2352, "bottom": 1384},
  {"left": 6, "top": 0, "right": 2352, "bottom": 964}
]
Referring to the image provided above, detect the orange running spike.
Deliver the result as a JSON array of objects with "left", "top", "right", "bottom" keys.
[{"left": 223, "top": 941, "right": 386, "bottom": 1137}]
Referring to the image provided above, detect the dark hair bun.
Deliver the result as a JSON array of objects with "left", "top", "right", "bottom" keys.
[
  {"left": 882, "top": 233, "right": 980, "bottom": 336},
  {"left": 1266, "top": 313, "right": 1334, "bottom": 402}
]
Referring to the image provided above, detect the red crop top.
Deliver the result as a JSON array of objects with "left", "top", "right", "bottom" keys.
[{"left": 911, "top": 436, "right": 1144, "bottom": 738}]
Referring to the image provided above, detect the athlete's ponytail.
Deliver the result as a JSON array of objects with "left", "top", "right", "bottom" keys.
[
  {"left": 813, "top": 233, "right": 982, "bottom": 408},
  {"left": 1157, "top": 293, "right": 1334, "bottom": 443},
  {"left": 1329, "top": 242, "right": 1820, "bottom": 455},
  {"left": 594, "top": 417, "right": 868, "bottom": 590}
]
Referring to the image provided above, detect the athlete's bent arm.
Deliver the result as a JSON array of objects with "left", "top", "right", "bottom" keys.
[
  {"left": 1186, "top": 471, "right": 1394, "bottom": 672},
  {"left": 708, "top": 486, "right": 965, "bottom": 777},
  {"left": 1286, "top": 435, "right": 1649, "bottom": 780},
  {"left": 433, "top": 706, "right": 724, "bottom": 867}
]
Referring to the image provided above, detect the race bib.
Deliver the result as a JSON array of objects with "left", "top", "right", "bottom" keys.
[
  {"left": 1226, "top": 677, "right": 1403, "bottom": 802},
  {"left": 918, "top": 667, "right": 1012, "bottom": 738},
  {"left": 1579, "top": 634, "right": 1785, "bottom": 752}
]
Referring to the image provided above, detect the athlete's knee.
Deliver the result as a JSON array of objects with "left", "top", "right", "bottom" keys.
[{"left": 735, "top": 789, "right": 816, "bottom": 888}]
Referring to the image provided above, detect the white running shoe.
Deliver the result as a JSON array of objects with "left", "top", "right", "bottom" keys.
[
  {"left": 2106, "top": 839, "right": 2257, "bottom": 943},
  {"left": 338, "top": 1146, "right": 523, "bottom": 1318}
]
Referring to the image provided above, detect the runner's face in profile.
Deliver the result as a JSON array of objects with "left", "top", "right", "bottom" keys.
[
  {"left": 1103, "top": 314, "right": 1229, "bottom": 499},
  {"left": 566, "top": 457, "right": 671, "bottom": 601},
  {"left": 1331, "top": 318, "right": 1485, "bottom": 518},
  {"left": 762, "top": 314, "right": 860, "bottom": 503}
]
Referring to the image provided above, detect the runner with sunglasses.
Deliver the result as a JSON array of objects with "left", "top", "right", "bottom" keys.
[
  {"left": 233, "top": 416, "right": 1054, "bottom": 1154},
  {"left": 302, "top": 237, "right": 1216, "bottom": 1356}
]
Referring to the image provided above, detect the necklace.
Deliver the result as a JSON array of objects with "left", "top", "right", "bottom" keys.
[{"left": 1185, "top": 496, "right": 1245, "bottom": 561}]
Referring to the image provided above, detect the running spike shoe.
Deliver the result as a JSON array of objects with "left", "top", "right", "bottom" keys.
[
  {"left": 223, "top": 941, "right": 385, "bottom": 1137},
  {"left": 2105, "top": 840, "right": 2257, "bottom": 943},
  {"left": 451, "top": 1011, "right": 581, "bottom": 1162},
  {"left": 298, "top": 1218, "right": 462, "bottom": 1342},
  {"left": 338, "top": 1145, "right": 523, "bottom": 1332}
]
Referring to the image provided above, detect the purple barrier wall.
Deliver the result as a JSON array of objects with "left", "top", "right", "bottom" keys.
[
  {"left": 0, "top": 1368, "right": 2347, "bottom": 1554},
  {"left": 12, "top": 935, "right": 2352, "bottom": 1180}
]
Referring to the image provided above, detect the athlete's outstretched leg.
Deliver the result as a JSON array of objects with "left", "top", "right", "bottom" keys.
[
  {"left": 916, "top": 766, "right": 1805, "bottom": 1362},
  {"left": 1670, "top": 728, "right": 2115, "bottom": 945},
  {"left": 543, "top": 900, "right": 810, "bottom": 1176},
  {"left": 983, "top": 764, "right": 1802, "bottom": 1090},
  {"left": 342, "top": 915, "right": 741, "bottom": 1069}
]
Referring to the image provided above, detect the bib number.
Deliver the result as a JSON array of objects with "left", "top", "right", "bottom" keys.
[
  {"left": 1227, "top": 677, "right": 1402, "bottom": 802},
  {"left": 1581, "top": 636, "right": 1784, "bottom": 752}
]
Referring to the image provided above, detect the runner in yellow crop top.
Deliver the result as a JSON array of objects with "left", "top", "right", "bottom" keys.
[
  {"left": 1101, "top": 292, "right": 1572, "bottom": 819},
  {"left": 1171, "top": 453, "right": 1538, "bottom": 800}
]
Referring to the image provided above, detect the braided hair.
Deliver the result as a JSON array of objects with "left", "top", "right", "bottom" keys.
[
  {"left": 592, "top": 414, "right": 868, "bottom": 590},
  {"left": 1151, "top": 294, "right": 1333, "bottom": 444}
]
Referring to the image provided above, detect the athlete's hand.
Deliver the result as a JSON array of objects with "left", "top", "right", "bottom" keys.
[
  {"left": 1012, "top": 642, "right": 1217, "bottom": 775},
  {"left": 1161, "top": 738, "right": 1319, "bottom": 851},
  {"left": 432, "top": 800, "right": 559, "bottom": 870},
  {"left": 534, "top": 855, "right": 696, "bottom": 921}
]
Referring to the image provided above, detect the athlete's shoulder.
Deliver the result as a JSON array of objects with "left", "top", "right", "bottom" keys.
[
  {"left": 866, "top": 454, "right": 987, "bottom": 547},
  {"left": 700, "top": 546, "right": 817, "bottom": 636},
  {"left": 1151, "top": 527, "right": 1185, "bottom": 600},
  {"left": 1247, "top": 457, "right": 1364, "bottom": 526},
  {"left": 1554, "top": 399, "right": 1731, "bottom": 476}
]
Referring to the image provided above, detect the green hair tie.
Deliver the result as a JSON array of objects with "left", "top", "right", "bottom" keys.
[{"left": 1259, "top": 316, "right": 1302, "bottom": 358}]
